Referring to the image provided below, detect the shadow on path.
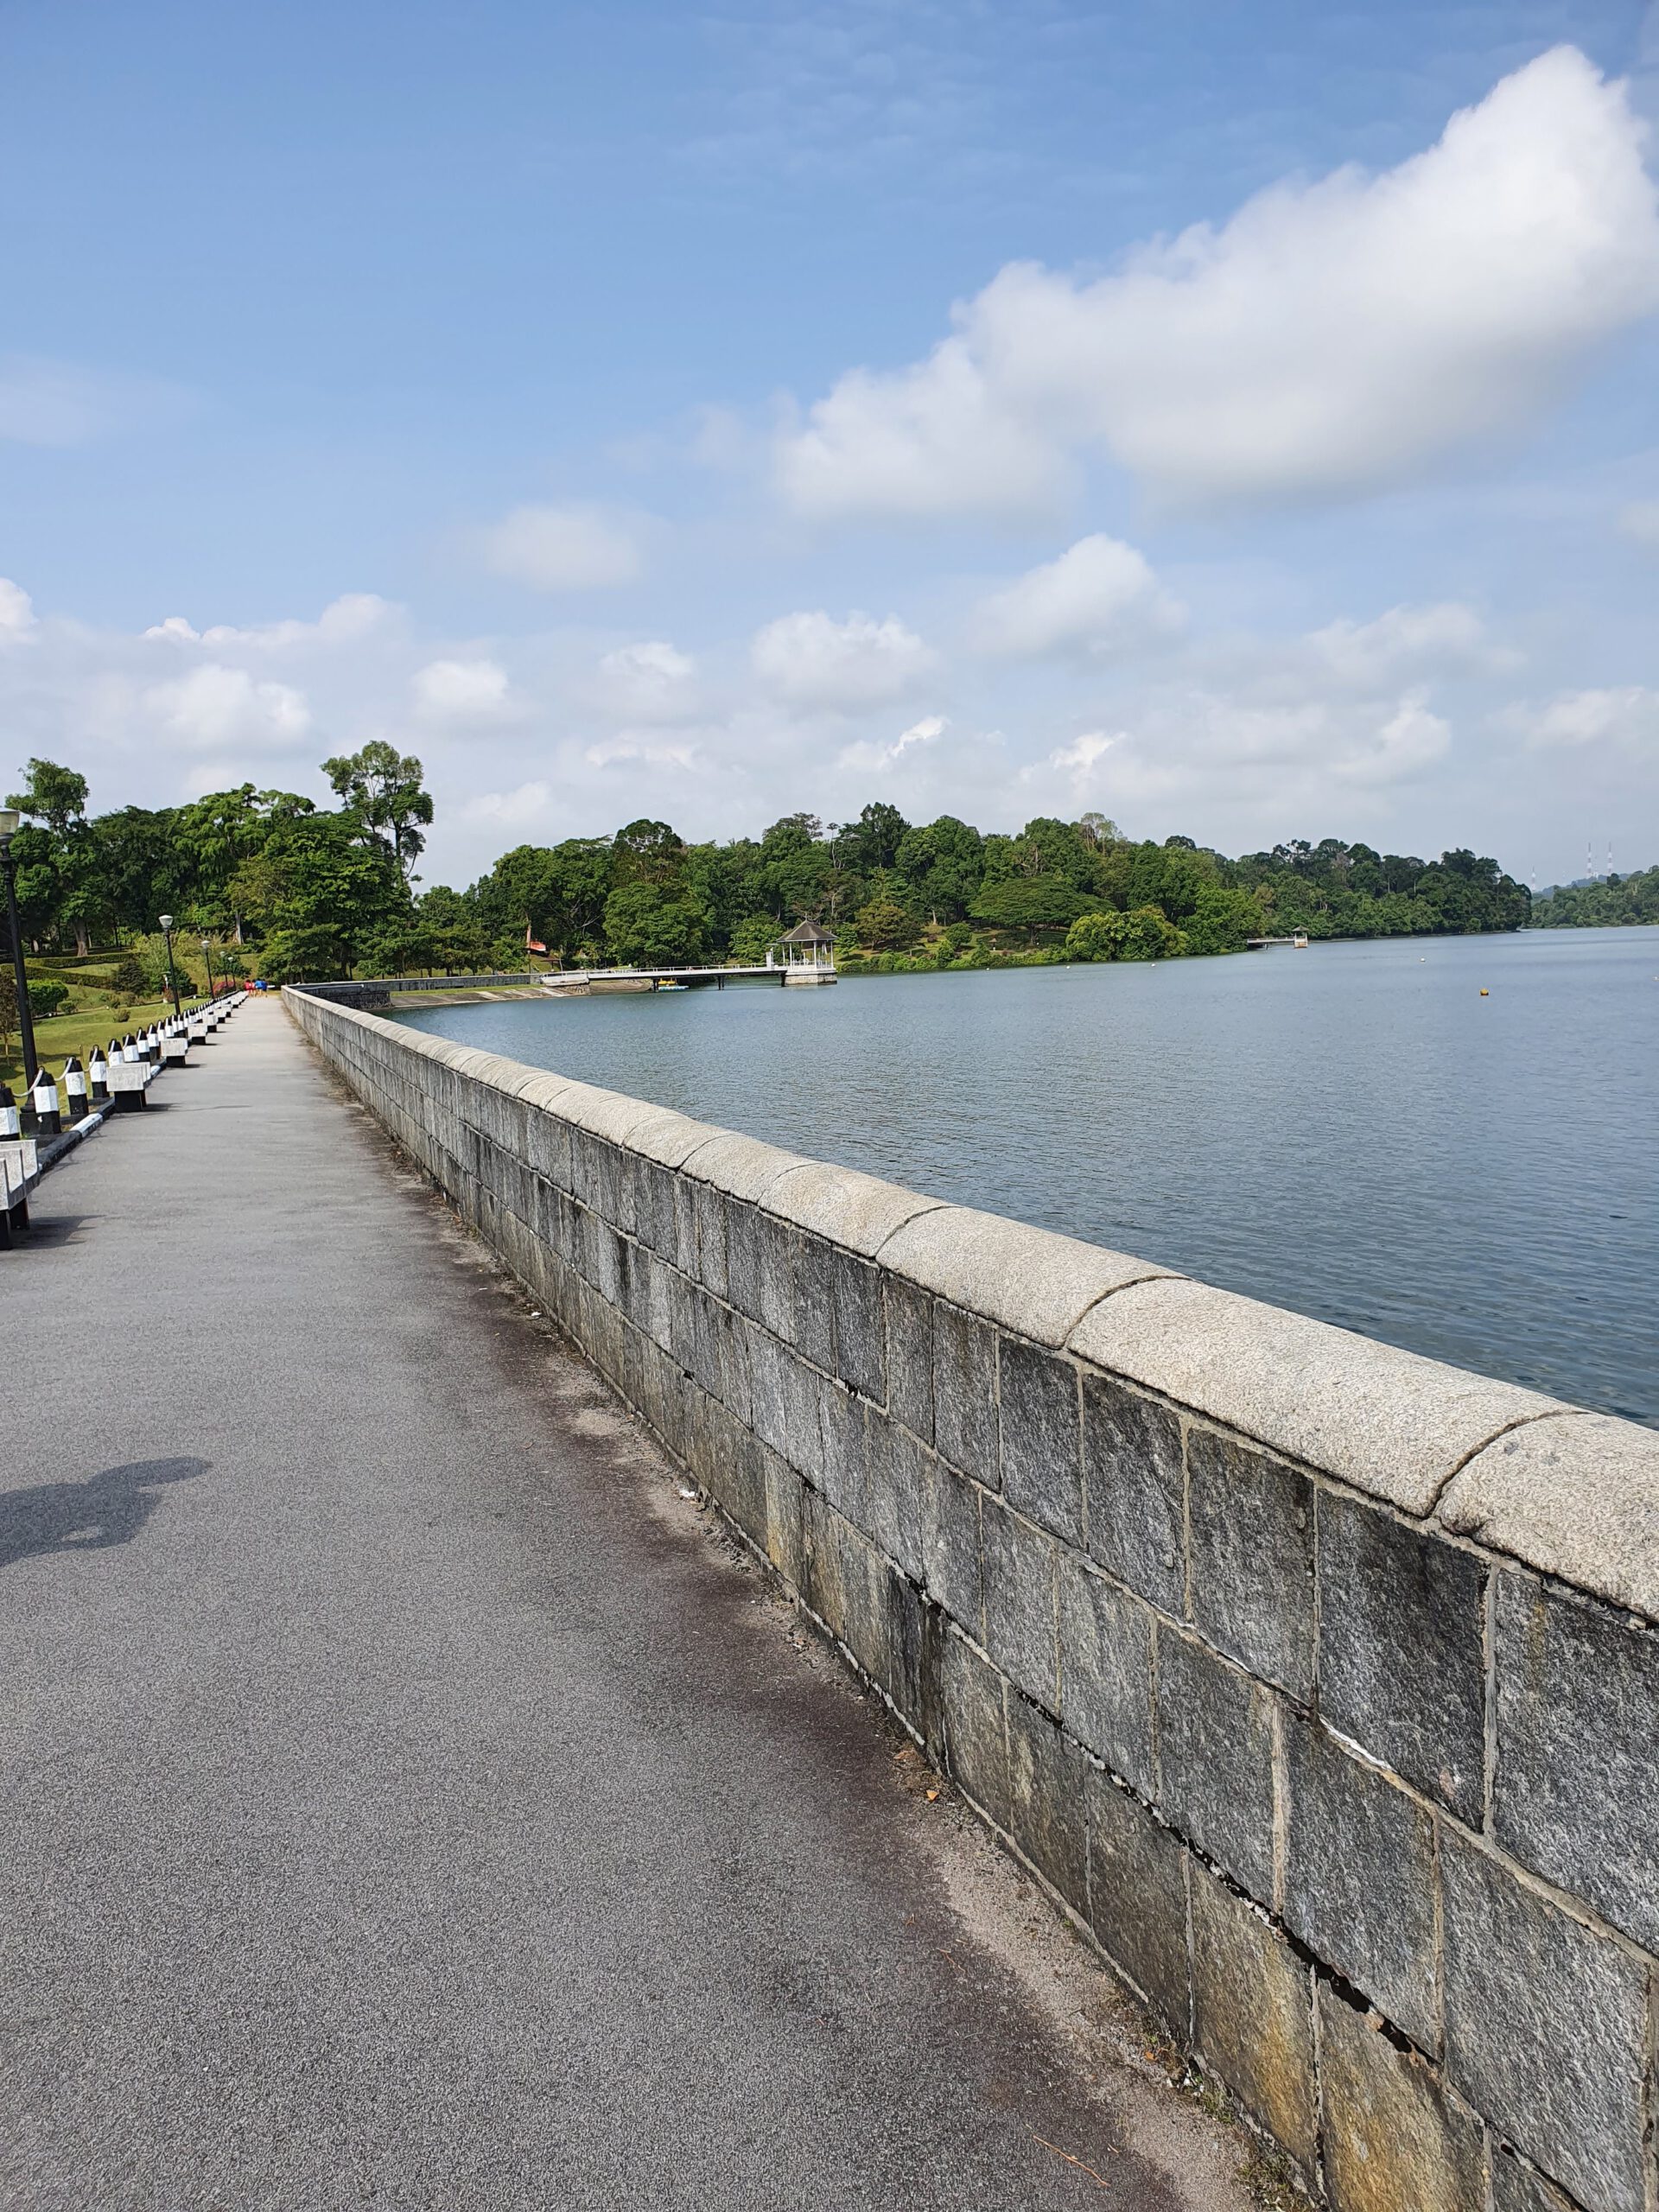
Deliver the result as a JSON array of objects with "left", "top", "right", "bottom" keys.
[{"left": 0, "top": 1458, "right": 209, "bottom": 1570}]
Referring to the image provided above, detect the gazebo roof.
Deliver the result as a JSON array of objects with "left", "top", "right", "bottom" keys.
[{"left": 779, "top": 919, "right": 836, "bottom": 944}]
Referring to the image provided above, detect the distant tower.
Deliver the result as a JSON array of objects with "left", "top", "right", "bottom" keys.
[{"left": 1587, "top": 836, "right": 1595, "bottom": 883}]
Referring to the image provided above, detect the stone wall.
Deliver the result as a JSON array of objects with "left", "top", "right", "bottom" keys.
[{"left": 287, "top": 988, "right": 1659, "bottom": 2212}]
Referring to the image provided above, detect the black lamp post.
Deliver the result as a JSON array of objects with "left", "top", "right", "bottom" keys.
[
  {"left": 158, "top": 912, "right": 181, "bottom": 1014},
  {"left": 0, "top": 806, "right": 39, "bottom": 1086},
  {"left": 201, "top": 934, "right": 214, "bottom": 1001}
]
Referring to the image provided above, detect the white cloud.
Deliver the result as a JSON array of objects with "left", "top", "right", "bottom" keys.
[
  {"left": 836, "top": 713, "right": 946, "bottom": 774},
  {"left": 1046, "top": 730, "right": 1117, "bottom": 780},
  {"left": 142, "top": 664, "right": 314, "bottom": 752},
  {"left": 413, "top": 658, "right": 511, "bottom": 721},
  {"left": 1498, "top": 685, "right": 1659, "bottom": 751},
  {"left": 751, "top": 608, "right": 937, "bottom": 709},
  {"left": 976, "top": 536, "right": 1184, "bottom": 659},
  {"left": 142, "top": 594, "right": 395, "bottom": 652},
  {"left": 476, "top": 503, "right": 645, "bottom": 591},
  {"left": 0, "top": 578, "right": 37, "bottom": 642},
  {"left": 1618, "top": 500, "right": 1659, "bottom": 546},
  {"left": 461, "top": 780, "right": 555, "bottom": 829},
  {"left": 777, "top": 48, "right": 1659, "bottom": 518},
  {"left": 1305, "top": 601, "right": 1505, "bottom": 687},
  {"left": 593, "top": 639, "right": 697, "bottom": 721}
]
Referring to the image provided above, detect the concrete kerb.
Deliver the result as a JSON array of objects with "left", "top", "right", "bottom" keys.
[{"left": 1067, "top": 1275, "right": 1574, "bottom": 1518}]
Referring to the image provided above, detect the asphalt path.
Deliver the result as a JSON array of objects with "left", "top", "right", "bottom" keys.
[{"left": 0, "top": 999, "right": 1250, "bottom": 2212}]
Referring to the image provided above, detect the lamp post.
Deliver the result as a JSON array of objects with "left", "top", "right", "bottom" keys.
[
  {"left": 201, "top": 934, "right": 214, "bottom": 1001},
  {"left": 0, "top": 807, "right": 39, "bottom": 1087},
  {"left": 158, "top": 913, "right": 181, "bottom": 1014}
]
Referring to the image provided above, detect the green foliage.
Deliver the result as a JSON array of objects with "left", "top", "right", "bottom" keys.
[
  {"left": 321, "top": 742, "right": 433, "bottom": 877},
  {"left": 601, "top": 881, "right": 707, "bottom": 967},
  {"left": 27, "top": 978, "right": 69, "bottom": 1015},
  {"left": 969, "top": 875, "right": 1096, "bottom": 929},
  {"left": 1530, "top": 864, "right": 1659, "bottom": 928},
  {"left": 855, "top": 892, "right": 919, "bottom": 950},
  {"left": 1065, "top": 906, "right": 1186, "bottom": 962},
  {"left": 2, "top": 746, "right": 1537, "bottom": 990}
]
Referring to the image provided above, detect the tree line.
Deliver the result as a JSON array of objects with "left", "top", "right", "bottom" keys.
[
  {"left": 1529, "top": 866, "right": 1659, "bottom": 929},
  {"left": 3, "top": 753, "right": 1532, "bottom": 982}
]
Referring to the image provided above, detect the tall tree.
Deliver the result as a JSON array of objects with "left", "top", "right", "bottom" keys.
[{"left": 321, "top": 743, "right": 434, "bottom": 879}]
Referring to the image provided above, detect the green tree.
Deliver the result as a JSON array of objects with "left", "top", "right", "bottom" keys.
[
  {"left": 969, "top": 876, "right": 1096, "bottom": 930},
  {"left": 321, "top": 742, "right": 434, "bottom": 879},
  {"left": 855, "top": 892, "right": 919, "bottom": 950},
  {"left": 602, "top": 881, "right": 706, "bottom": 966},
  {"left": 1065, "top": 906, "right": 1185, "bottom": 962}
]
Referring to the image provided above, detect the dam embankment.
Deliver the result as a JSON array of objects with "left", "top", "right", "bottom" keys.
[{"left": 287, "top": 986, "right": 1659, "bottom": 2212}]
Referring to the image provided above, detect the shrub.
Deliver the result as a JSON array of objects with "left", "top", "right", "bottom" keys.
[
  {"left": 27, "top": 978, "right": 69, "bottom": 1016},
  {"left": 1065, "top": 906, "right": 1186, "bottom": 963}
]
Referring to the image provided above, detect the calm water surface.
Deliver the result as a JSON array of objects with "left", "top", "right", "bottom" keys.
[{"left": 397, "top": 928, "right": 1659, "bottom": 1426}]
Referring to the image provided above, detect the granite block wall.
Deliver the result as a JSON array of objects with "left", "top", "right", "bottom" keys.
[{"left": 288, "top": 988, "right": 1659, "bottom": 2212}]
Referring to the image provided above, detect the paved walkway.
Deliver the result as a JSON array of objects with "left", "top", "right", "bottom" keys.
[{"left": 0, "top": 1001, "right": 1249, "bottom": 2212}]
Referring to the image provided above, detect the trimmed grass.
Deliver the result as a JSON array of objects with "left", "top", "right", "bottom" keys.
[{"left": 2, "top": 995, "right": 218, "bottom": 1106}]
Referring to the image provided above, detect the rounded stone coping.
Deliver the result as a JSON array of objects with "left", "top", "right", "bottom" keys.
[
  {"left": 760, "top": 1161, "right": 945, "bottom": 1261},
  {"left": 877, "top": 1204, "right": 1178, "bottom": 1347},
  {"left": 1439, "top": 1413, "right": 1659, "bottom": 1621},
  {"left": 1069, "top": 1277, "right": 1571, "bottom": 1516}
]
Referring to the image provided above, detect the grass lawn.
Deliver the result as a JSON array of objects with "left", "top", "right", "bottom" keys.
[{"left": 3, "top": 995, "right": 215, "bottom": 1106}]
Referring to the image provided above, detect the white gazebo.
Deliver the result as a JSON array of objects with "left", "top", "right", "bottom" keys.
[{"left": 766, "top": 919, "right": 838, "bottom": 985}]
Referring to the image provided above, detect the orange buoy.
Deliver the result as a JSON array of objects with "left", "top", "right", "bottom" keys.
[{"left": 1479, "top": 988, "right": 1489, "bottom": 996}]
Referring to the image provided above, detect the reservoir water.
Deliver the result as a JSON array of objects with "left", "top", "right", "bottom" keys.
[{"left": 395, "top": 926, "right": 1658, "bottom": 1428}]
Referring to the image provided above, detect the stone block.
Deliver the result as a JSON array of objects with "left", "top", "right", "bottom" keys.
[
  {"left": 1281, "top": 1719, "right": 1438, "bottom": 2050},
  {"left": 1317, "top": 1492, "right": 1486, "bottom": 1821},
  {"left": 1081, "top": 1372, "right": 1187, "bottom": 1617},
  {"left": 884, "top": 1568, "right": 933, "bottom": 1739},
  {"left": 998, "top": 1338, "right": 1084, "bottom": 1547},
  {"left": 1085, "top": 1769, "right": 1190, "bottom": 2033},
  {"left": 920, "top": 1455, "right": 981, "bottom": 1632},
  {"left": 865, "top": 1408, "right": 928, "bottom": 1583},
  {"left": 1493, "top": 1570, "right": 1659, "bottom": 1953},
  {"left": 1441, "top": 1829, "right": 1650, "bottom": 2212},
  {"left": 745, "top": 1323, "right": 791, "bottom": 1463},
  {"left": 782, "top": 1355, "right": 826, "bottom": 1486},
  {"left": 817, "top": 1381, "right": 869, "bottom": 1523},
  {"left": 791, "top": 1230, "right": 837, "bottom": 1372},
  {"left": 1316, "top": 1986, "right": 1484, "bottom": 2212},
  {"left": 760, "top": 1157, "right": 941, "bottom": 1259},
  {"left": 1440, "top": 1410, "right": 1659, "bottom": 1624},
  {"left": 934, "top": 1302, "right": 998, "bottom": 1485},
  {"left": 828, "top": 1515, "right": 893, "bottom": 1688},
  {"left": 755, "top": 1214, "right": 798, "bottom": 1346},
  {"left": 1490, "top": 2148, "right": 1580, "bottom": 2212},
  {"left": 1186, "top": 1427, "right": 1313, "bottom": 1697},
  {"left": 629, "top": 1155, "right": 683, "bottom": 1266},
  {"left": 942, "top": 1628, "right": 1011, "bottom": 1832},
  {"left": 879, "top": 1204, "right": 1173, "bottom": 1344},
  {"left": 723, "top": 1201, "right": 772, "bottom": 1327},
  {"left": 523, "top": 1098, "right": 573, "bottom": 1190},
  {"left": 1154, "top": 1627, "right": 1276, "bottom": 1904},
  {"left": 981, "top": 1500, "right": 1059, "bottom": 1712},
  {"left": 830, "top": 1249, "right": 885, "bottom": 1403},
  {"left": 1006, "top": 1692, "right": 1088, "bottom": 1912},
  {"left": 1058, "top": 1554, "right": 1154, "bottom": 1796},
  {"left": 715, "top": 1305, "right": 753, "bottom": 1428},
  {"left": 1190, "top": 1864, "right": 1317, "bottom": 2177},
  {"left": 763, "top": 1451, "right": 810, "bottom": 1590},
  {"left": 621, "top": 1103, "right": 722, "bottom": 1174},
  {"left": 1071, "top": 1275, "right": 1566, "bottom": 1515},
  {"left": 691, "top": 1180, "right": 729, "bottom": 1300},
  {"left": 885, "top": 1277, "right": 934, "bottom": 1444}
]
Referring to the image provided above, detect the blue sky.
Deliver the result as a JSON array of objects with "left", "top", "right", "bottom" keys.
[{"left": 3, "top": 0, "right": 1657, "bottom": 887}]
